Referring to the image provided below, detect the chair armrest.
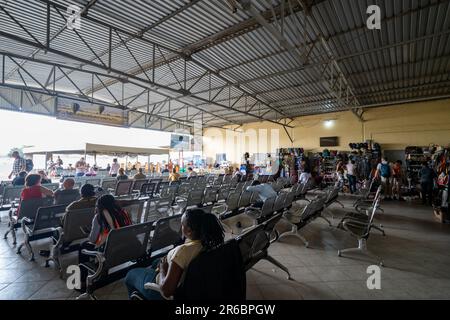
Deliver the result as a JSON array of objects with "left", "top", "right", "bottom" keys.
[
  {"left": 80, "top": 226, "right": 91, "bottom": 235},
  {"left": 81, "top": 249, "right": 104, "bottom": 260},
  {"left": 52, "top": 226, "right": 63, "bottom": 244},
  {"left": 211, "top": 203, "right": 228, "bottom": 215},
  {"left": 22, "top": 217, "right": 34, "bottom": 224},
  {"left": 143, "top": 282, "right": 173, "bottom": 300},
  {"left": 21, "top": 217, "right": 34, "bottom": 235},
  {"left": 80, "top": 249, "right": 105, "bottom": 285},
  {"left": 245, "top": 206, "right": 261, "bottom": 213},
  {"left": 342, "top": 218, "right": 369, "bottom": 228},
  {"left": 342, "top": 219, "right": 370, "bottom": 238},
  {"left": 175, "top": 196, "right": 187, "bottom": 204}
]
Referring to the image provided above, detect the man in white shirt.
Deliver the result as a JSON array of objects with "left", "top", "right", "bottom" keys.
[
  {"left": 75, "top": 157, "right": 87, "bottom": 177},
  {"left": 346, "top": 160, "right": 357, "bottom": 194},
  {"left": 110, "top": 158, "right": 120, "bottom": 177}
]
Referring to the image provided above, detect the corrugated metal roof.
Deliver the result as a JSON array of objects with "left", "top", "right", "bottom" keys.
[{"left": 0, "top": 0, "right": 449, "bottom": 130}]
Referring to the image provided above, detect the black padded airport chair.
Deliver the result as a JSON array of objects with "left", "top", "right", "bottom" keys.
[
  {"left": 337, "top": 194, "right": 384, "bottom": 266},
  {"left": 236, "top": 222, "right": 291, "bottom": 280},
  {"left": 140, "top": 182, "right": 157, "bottom": 198},
  {"left": 17, "top": 204, "right": 67, "bottom": 261},
  {"left": 0, "top": 185, "right": 24, "bottom": 208},
  {"left": 85, "top": 178, "right": 101, "bottom": 188},
  {"left": 174, "top": 189, "right": 205, "bottom": 213},
  {"left": 101, "top": 179, "right": 117, "bottom": 193},
  {"left": 45, "top": 207, "right": 96, "bottom": 272},
  {"left": 244, "top": 197, "right": 276, "bottom": 224},
  {"left": 132, "top": 179, "right": 149, "bottom": 194},
  {"left": 115, "top": 180, "right": 133, "bottom": 197},
  {"left": 4, "top": 197, "right": 53, "bottom": 245},
  {"left": 140, "top": 239, "right": 245, "bottom": 301},
  {"left": 143, "top": 197, "right": 175, "bottom": 222},
  {"left": 54, "top": 189, "right": 81, "bottom": 206},
  {"left": 78, "top": 221, "right": 155, "bottom": 300},
  {"left": 147, "top": 214, "right": 183, "bottom": 259},
  {"left": 279, "top": 197, "right": 327, "bottom": 248}
]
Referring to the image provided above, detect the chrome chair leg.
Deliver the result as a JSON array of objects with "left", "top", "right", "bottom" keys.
[
  {"left": 264, "top": 255, "right": 292, "bottom": 280},
  {"left": 335, "top": 200, "right": 345, "bottom": 208},
  {"left": 318, "top": 215, "right": 332, "bottom": 227},
  {"left": 76, "top": 293, "right": 97, "bottom": 300},
  {"left": 338, "top": 239, "right": 383, "bottom": 266},
  {"left": 371, "top": 225, "right": 386, "bottom": 236},
  {"left": 278, "top": 225, "right": 309, "bottom": 248}
]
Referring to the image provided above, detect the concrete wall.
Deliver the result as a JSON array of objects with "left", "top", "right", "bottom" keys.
[{"left": 203, "top": 98, "right": 450, "bottom": 165}]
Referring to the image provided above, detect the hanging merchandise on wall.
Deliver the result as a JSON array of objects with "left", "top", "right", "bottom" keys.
[
  {"left": 276, "top": 148, "right": 305, "bottom": 181},
  {"left": 348, "top": 141, "right": 382, "bottom": 181},
  {"left": 405, "top": 146, "right": 427, "bottom": 185},
  {"left": 432, "top": 147, "right": 450, "bottom": 224}
]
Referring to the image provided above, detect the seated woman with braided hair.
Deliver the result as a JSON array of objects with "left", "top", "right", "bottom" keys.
[{"left": 125, "top": 209, "right": 225, "bottom": 300}]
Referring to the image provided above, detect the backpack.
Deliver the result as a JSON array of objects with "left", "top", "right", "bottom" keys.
[
  {"left": 25, "top": 159, "right": 34, "bottom": 172},
  {"left": 380, "top": 163, "right": 391, "bottom": 178}
]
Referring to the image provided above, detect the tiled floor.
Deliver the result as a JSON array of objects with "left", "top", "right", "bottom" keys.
[{"left": 1, "top": 194, "right": 450, "bottom": 300}]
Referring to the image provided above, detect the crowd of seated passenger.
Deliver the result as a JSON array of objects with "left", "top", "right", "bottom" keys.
[
  {"left": 77, "top": 195, "right": 132, "bottom": 290},
  {"left": 132, "top": 168, "right": 146, "bottom": 180},
  {"left": 66, "top": 184, "right": 97, "bottom": 211},
  {"left": 125, "top": 209, "right": 224, "bottom": 300},
  {"left": 169, "top": 168, "right": 180, "bottom": 182},
  {"left": 54, "top": 178, "right": 80, "bottom": 205},
  {"left": 14, "top": 174, "right": 54, "bottom": 218},
  {"left": 38, "top": 170, "right": 52, "bottom": 184},
  {"left": 117, "top": 168, "right": 129, "bottom": 181}
]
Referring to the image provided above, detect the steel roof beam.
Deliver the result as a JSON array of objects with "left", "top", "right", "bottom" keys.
[
  {"left": 36, "top": 0, "right": 293, "bottom": 123},
  {"left": 0, "top": 30, "right": 291, "bottom": 127},
  {"left": 0, "top": 51, "right": 238, "bottom": 127}
]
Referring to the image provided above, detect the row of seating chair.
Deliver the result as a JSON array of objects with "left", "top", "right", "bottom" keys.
[
  {"left": 337, "top": 185, "right": 384, "bottom": 266},
  {"left": 279, "top": 184, "right": 343, "bottom": 247},
  {"left": 78, "top": 214, "right": 184, "bottom": 299},
  {"left": 0, "top": 183, "right": 59, "bottom": 208},
  {"left": 133, "top": 213, "right": 286, "bottom": 301}
]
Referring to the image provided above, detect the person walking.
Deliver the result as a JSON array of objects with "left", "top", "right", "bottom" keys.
[
  {"left": 8, "top": 151, "right": 26, "bottom": 180},
  {"left": 392, "top": 160, "right": 405, "bottom": 201},
  {"left": 376, "top": 157, "right": 393, "bottom": 200},
  {"left": 346, "top": 160, "right": 357, "bottom": 194}
]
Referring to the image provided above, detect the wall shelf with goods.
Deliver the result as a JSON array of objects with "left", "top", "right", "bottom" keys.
[
  {"left": 310, "top": 150, "right": 342, "bottom": 188},
  {"left": 347, "top": 142, "right": 382, "bottom": 181},
  {"left": 432, "top": 147, "right": 450, "bottom": 224},
  {"left": 276, "top": 148, "right": 305, "bottom": 182},
  {"left": 405, "top": 146, "right": 429, "bottom": 185},
  {"left": 309, "top": 141, "right": 382, "bottom": 189}
]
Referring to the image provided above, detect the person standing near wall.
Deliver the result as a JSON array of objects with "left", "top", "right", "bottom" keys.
[
  {"left": 8, "top": 151, "right": 26, "bottom": 180},
  {"left": 109, "top": 159, "right": 120, "bottom": 177},
  {"left": 346, "top": 160, "right": 357, "bottom": 194},
  {"left": 376, "top": 157, "right": 393, "bottom": 200},
  {"left": 419, "top": 161, "right": 437, "bottom": 206},
  {"left": 392, "top": 160, "right": 405, "bottom": 201},
  {"left": 335, "top": 160, "right": 345, "bottom": 187}
]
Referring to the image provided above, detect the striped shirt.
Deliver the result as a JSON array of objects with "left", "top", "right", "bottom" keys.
[{"left": 12, "top": 157, "right": 26, "bottom": 175}]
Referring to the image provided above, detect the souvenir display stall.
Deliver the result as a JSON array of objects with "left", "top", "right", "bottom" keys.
[
  {"left": 432, "top": 147, "right": 450, "bottom": 223},
  {"left": 348, "top": 142, "right": 382, "bottom": 181},
  {"left": 276, "top": 148, "right": 305, "bottom": 181}
]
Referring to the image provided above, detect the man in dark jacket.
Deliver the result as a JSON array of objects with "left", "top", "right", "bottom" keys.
[{"left": 420, "top": 161, "right": 437, "bottom": 205}]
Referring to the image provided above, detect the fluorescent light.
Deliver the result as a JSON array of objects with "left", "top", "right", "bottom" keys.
[{"left": 324, "top": 120, "right": 334, "bottom": 128}]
